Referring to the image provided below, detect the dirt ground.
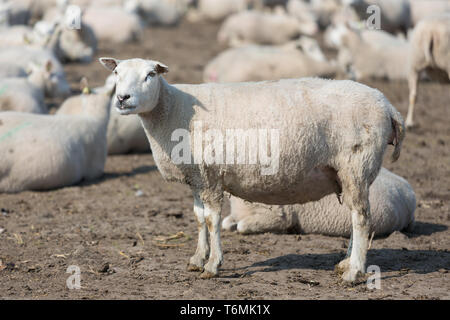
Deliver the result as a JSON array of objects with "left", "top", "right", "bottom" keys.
[{"left": 0, "top": 21, "right": 449, "bottom": 300}]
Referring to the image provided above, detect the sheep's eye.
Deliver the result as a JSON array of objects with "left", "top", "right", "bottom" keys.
[
  {"left": 114, "top": 70, "right": 118, "bottom": 76},
  {"left": 146, "top": 71, "right": 156, "bottom": 80}
]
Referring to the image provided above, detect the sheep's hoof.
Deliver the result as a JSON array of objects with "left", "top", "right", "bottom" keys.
[
  {"left": 200, "top": 270, "right": 218, "bottom": 279},
  {"left": 341, "top": 269, "right": 365, "bottom": 284},
  {"left": 187, "top": 264, "right": 204, "bottom": 272},
  {"left": 334, "top": 258, "right": 350, "bottom": 275}
]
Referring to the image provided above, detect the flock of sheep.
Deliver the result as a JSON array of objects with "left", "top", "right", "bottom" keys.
[{"left": 0, "top": 0, "right": 449, "bottom": 283}]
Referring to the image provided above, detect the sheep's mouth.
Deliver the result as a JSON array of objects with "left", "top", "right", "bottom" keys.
[{"left": 117, "top": 104, "right": 136, "bottom": 111}]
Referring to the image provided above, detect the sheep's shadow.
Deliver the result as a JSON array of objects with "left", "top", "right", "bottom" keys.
[
  {"left": 79, "top": 165, "right": 158, "bottom": 186},
  {"left": 406, "top": 221, "right": 448, "bottom": 238},
  {"left": 223, "top": 248, "right": 449, "bottom": 278}
]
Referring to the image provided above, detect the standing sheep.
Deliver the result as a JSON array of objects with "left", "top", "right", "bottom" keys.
[
  {"left": 100, "top": 57, "right": 405, "bottom": 283},
  {"left": 0, "top": 85, "right": 114, "bottom": 193},
  {"left": 406, "top": 14, "right": 450, "bottom": 128},
  {"left": 223, "top": 168, "right": 416, "bottom": 236}
]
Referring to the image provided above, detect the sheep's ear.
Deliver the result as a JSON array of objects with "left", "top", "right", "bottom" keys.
[
  {"left": 99, "top": 57, "right": 121, "bottom": 72},
  {"left": 155, "top": 63, "right": 169, "bottom": 75}
]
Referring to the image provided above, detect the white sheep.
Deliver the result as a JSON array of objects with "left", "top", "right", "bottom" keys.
[
  {"left": 406, "top": 13, "right": 450, "bottom": 128},
  {"left": 0, "top": 0, "right": 31, "bottom": 25},
  {"left": 190, "top": 0, "right": 252, "bottom": 22},
  {"left": 217, "top": 10, "right": 311, "bottom": 47},
  {"left": 203, "top": 38, "right": 339, "bottom": 83},
  {"left": 0, "top": 47, "right": 71, "bottom": 98},
  {"left": 409, "top": 0, "right": 450, "bottom": 27},
  {"left": 286, "top": 0, "right": 320, "bottom": 36},
  {"left": 0, "top": 84, "right": 114, "bottom": 193},
  {"left": 326, "top": 23, "right": 411, "bottom": 80},
  {"left": 57, "top": 76, "right": 150, "bottom": 155},
  {"left": 125, "top": 0, "right": 187, "bottom": 26},
  {"left": 223, "top": 168, "right": 416, "bottom": 236},
  {"left": 83, "top": 5, "right": 143, "bottom": 43},
  {"left": 0, "top": 61, "right": 69, "bottom": 113},
  {"left": 100, "top": 57, "right": 405, "bottom": 282}
]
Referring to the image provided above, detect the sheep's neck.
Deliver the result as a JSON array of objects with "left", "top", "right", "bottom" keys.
[{"left": 138, "top": 78, "right": 190, "bottom": 183}]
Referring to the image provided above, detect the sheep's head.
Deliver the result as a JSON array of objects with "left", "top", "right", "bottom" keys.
[
  {"left": 27, "top": 60, "right": 71, "bottom": 98},
  {"left": 99, "top": 58, "right": 169, "bottom": 115}
]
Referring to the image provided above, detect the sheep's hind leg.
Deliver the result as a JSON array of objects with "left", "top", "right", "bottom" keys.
[
  {"left": 200, "top": 199, "right": 224, "bottom": 279},
  {"left": 188, "top": 193, "right": 210, "bottom": 272},
  {"left": 406, "top": 70, "right": 418, "bottom": 128},
  {"left": 336, "top": 178, "right": 371, "bottom": 283}
]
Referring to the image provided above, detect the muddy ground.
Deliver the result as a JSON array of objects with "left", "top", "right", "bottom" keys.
[{"left": 0, "top": 20, "right": 449, "bottom": 300}]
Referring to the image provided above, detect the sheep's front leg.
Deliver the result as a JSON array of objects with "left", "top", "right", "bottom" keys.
[
  {"left": 188, "top": 193, "right": 210, "bottom": 272},
  {"left": 200, "top": 201, "right": 224, "bottom": 279},
  {"left": 406, "top": 70, "right": 418, "bottom": 128}
]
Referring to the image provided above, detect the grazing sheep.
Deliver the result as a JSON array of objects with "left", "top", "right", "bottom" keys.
[
  {"left": 0, "top": 85, "right": 114, "bottom": 193},
  {"left": 326, "top": 23, "right": 411, "bottom": 80},
  {"left": 342, "top": 0, "right": 412, "bottom": 34},
  {"left": 406, "top": 14, "right": 450, "bottom": 128},
  {"left": 217, "top": 10, "right": 311, "bottom": 47},
  {"left": 83, "top": 5, "right": 143, "bottom": 43},
  {"left": 100, "top": 57, "right": 405, "bottom": 282},
  {"left": 0, "top": 61, "right": 68, "bottom": 113},
  {"left": 223, "top": 168, "right": 416, "bottom": 236},
  {"left": 0, "top": 47, "right": 71, "bottom": 98},
  {"left": 203, "top": 38, "right": 339, "bottom": 83},
  {"left": 57, "top": 77, "right": 149, "bottom": 155}
]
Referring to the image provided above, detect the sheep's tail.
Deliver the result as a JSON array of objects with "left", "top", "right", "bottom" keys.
[{"left": 389, "top": 105, "right": 406, "bottom": 163}]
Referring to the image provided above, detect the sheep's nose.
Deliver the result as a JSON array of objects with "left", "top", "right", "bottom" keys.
[{"left": 117, "top": 94, "right": 130, "bottom": 103}]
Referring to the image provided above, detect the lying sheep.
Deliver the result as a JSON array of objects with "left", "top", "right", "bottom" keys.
[
  {"left": 0, "top": 0, "right": 30, "bottom": 25},
  {"left": 217, "top": 10, "right": 310, "bottom": 47},
  {"left": 0, "top": 84, "right": 114, "bottom": 193},
  {"left": 57, "top": 77, "right": 149, "bottom": 155},
  {"left": 126, "top": 0, "right": 187, "bottom": 26},
  {"left": 406, "top": 14, "right": 450, "bottom": 128},
  {"left": 343, "top": 0, "right": 412, "bottom": 34},
  {"left": 0, "top": 61, "right": 68, "bottom": 113},
  {"left": 223, "top": 168, "right": 416, "bottom": 236},
  {"left": 204, "top": 38, "right": 339, "bottom": 83},
  {"left": 83, "top": 5, "right": 143, "bottom": 43},
  {"left": 0, "top": 47, "right": 71, "bottom": 98},
  {"left": 191, "top": 0, "right": 252, "bottom": 22},
  {"left": 286, "top": 0, "right": 319, "bottom": 35},
  {"left": 100, "top": 57, "right": 405, "bottom": 282},
  {"left": 326, "top": 23, "right": 411, "bottom": 80}
]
